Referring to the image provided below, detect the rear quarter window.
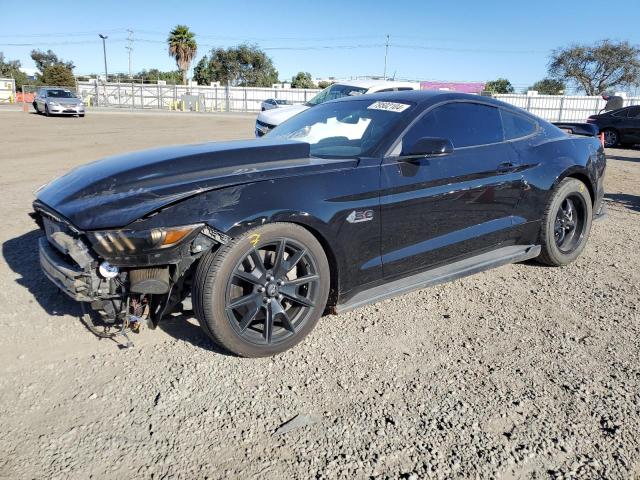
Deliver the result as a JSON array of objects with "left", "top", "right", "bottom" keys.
[{"left": 501, "top": 110, "right": 537, "bottom": 140}]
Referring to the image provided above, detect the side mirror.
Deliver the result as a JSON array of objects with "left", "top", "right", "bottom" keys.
[{"left": 401, "top": 137, "right": 454, "bottom": 159}]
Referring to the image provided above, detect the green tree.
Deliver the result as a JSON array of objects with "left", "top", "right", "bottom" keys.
[
  {"left": 527, "top": 78, "right": 565, "bottom": 95},
  {"left": 39, "top": 64, "right": 75, "bottom": 87},
  {"left": 136, "top": 68, "right": 183, "bottom": 84},
  {"left": 291, "top": 71, "right": 315, "bottom": 89},
  {"left": 549, "top": 40, "right": 640, "bottom": 95},
  {"left": 317, "top": 80, "right": 333, "bottom": 89},
  {"left": 0, "top": 52, "right": 28, "bottom": 91},
  {"left": 484, "top": 78, "right": 514, "bottom": 94},
  {"left": 167, "top": 25, "right": 197, "bottom": 85},
  {"left": 30, "top": 49, "right": 75, "bottom": 87},
  {"left": 193, "top": 44, "right": 278, "bottom": 87}
]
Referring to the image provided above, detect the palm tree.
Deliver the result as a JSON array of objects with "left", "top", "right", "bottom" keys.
[{"left": 167, "top": 25, "right": 197, "bottom": 85}]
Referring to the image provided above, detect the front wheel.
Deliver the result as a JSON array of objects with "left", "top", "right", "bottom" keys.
[
  {"left": 537, "top": 178, "right": 592, "bottom": 266},
  {"left": 193, "top": 223, "right": 330, "bottom": 357},
  {"left": 44, "top": 104, "right": 50, "bottom": 117}
]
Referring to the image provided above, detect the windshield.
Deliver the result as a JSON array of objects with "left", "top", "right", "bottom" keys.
[
  {"left": 306, "top": 84, "right": 368, "bottom": 107},
  {"left": 47, "top": 89, "right": 76, "bottom": 98},
  {"left": 268, "top": 99, "right": 414, "bottom": 158}
]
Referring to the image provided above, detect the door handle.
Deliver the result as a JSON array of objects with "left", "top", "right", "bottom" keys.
[{"left": 497, "top": 161, "right": 518, "bottom": 173}]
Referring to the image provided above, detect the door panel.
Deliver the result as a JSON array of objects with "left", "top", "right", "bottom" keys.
[{"left": 380, "top": 142, "right": 523, "bottom": 278}]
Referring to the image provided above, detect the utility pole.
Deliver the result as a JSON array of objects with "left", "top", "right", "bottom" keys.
[
  {"left": 126, "top": 29, "right": 133, "bottom": 78},
  {"left": 383, "top": 34, "right": 390, "bottom": 80}
]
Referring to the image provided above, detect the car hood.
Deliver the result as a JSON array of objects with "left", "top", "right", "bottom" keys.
[
  {"left": 49, "top": 97, "right": 82, "bottom": 104},
  {"left": 257, "top": 104, "right": 309, "bottom": 126},
  {"left": 36, "top": 138, "right": 355, "bottom": 230}
]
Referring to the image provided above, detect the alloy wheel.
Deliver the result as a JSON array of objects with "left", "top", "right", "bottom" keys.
[
  {"left": 603, "top": 130, "right": 618, "bottom": 148},
  {"left": 554, "top": 195, "right": 587, "bottom": 253},
  {"left": 224, "top": 238, "right": 320, "bottom": 345}
]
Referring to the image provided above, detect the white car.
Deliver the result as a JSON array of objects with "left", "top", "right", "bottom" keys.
[
  {"left": 260, "top": 98, "right": 293, "bottom": 111},
  {"left": 255, "top": 80, "right": 420, "bottom": 136}
]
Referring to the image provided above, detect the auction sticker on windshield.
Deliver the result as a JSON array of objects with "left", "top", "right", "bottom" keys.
[{"left": 367, "top": 101, "right": 411, "bottom": 113}]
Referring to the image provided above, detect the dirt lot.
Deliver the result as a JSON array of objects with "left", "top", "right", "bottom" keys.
[{"left": 0, "top": 109, "right": 639, "bottom": 479}]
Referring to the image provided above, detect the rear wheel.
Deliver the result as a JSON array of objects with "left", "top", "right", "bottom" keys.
[
  {"left": 537, "top": 178, "right": 592, "bottom": 266},
  {"left": 193, "top": 223, "right": 330, "bottom": 357},
  {"left": 602, "top": 128, "right": 619, "bottom": 148}
]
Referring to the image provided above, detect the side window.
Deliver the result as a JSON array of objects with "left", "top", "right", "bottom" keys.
[
  {"left": 375, "top": 88, "right": 394, "bottom": 93},
  {"left": 402, "top": 102, "right": 503, "bottom": 151},
  {"left": 628, "top": 106, "right": 640, "bottom": 118},
  {"left": 611, "top": 108, "right": 629, "bottom": 118},
  {"left": 501, "top": 110, "right": 537, "bottom": 140}
]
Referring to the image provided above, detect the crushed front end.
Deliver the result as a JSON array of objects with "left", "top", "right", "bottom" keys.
[{"left": 31, "top": 201, "right": 225, "bottom": 338}]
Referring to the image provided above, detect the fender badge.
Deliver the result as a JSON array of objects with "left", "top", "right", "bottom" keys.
[{"left": 346, "top": 210, "right": 374, "bottom": 224}]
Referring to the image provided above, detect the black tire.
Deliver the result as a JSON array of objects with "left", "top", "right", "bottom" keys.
[
  {"left": 44, "top": 104, "right": 50, "bottom": 117},
  {"left": 537, "top": 178, "right": 592, "bottom": 266},
  {"left": 602, "top": 128, "right": 619, "bottom": 148},
  {"left": 193, "top": 223, "right": 330, "bottom": 357},
  {"left": 32, "top": 102, "right": 39, "bottom": 114},
  {"left": 79, "top": 114, "right": 85, "bottom": 118}
]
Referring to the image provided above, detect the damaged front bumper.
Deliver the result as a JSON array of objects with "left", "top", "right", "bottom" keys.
[
  {"left": 39, "top": 237, "right": 94, "bottom": 302},
  {"left": 32, "top": 202, "right": 224, "bottom": 326}
]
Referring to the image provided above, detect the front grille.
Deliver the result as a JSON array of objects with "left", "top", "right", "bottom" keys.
[{"left": 256, "top": 119, "right": 276, "bottom": 137}]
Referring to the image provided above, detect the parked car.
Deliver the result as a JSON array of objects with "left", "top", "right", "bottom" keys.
[
  {"left": 260, "top": 98, "right": 293, "bottom": 111},
  {"left": 255, "top": 80, "right": 419, "bottom": 136},
  {"left": 587, "top": 105, "right": 640, "bottom": 148},
  {"left": 32, "top": 91, "right": 605, "bottom": 357},
  {"left": 33, "top": 88, "right": 85, "bottom": 117}
]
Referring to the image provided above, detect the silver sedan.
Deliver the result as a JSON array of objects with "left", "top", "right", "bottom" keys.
[{"left": 33, "top": 88, "right": 85, "bottom": 117}]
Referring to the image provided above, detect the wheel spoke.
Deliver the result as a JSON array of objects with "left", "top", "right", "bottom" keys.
[
  {"left": 271, "top": 299, "right": 295, "bottom": 333},
  {"left": 284, "top": 248, "right": 307, "bottom": 273},
  {"left": 285, "top": 274, "right": 319, "bottom": 287},
  {"left": 237, "top": 301, "right": 261, "bottom": 333},
  {"left": 264, "top": 301, "right": 274, "bottom": 343},
  {"left": 249, "top": 249, "right": 267, "bottom": 276},
  {"left": 227, "top": 292, "right": 261, "bottom": 310},
  {"left": 280, "top": 284, "right": 315, "bottom": 308},
  {"left": 233, "top": 269, "right": 262, "bottom": 286},
  {"left": 272, "top": 239, "right": 287, "bottom": 277}
]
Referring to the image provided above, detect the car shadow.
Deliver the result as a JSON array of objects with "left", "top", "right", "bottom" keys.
[
  {"left": 158, "top": 312, "right": 233, "bottom": 355},
  {"left": 605, "top": 193, "right": 640, "bottom": 213},
  {"left": 2, "top": 229, "right": 231, "bottom": 353},
  {"left": 2, "top": 229, "right": 82, "bottom": 317}
]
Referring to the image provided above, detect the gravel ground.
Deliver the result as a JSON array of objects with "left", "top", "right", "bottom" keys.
[{"left": 0, "top": 110, "right": 639, "bottom": 479}]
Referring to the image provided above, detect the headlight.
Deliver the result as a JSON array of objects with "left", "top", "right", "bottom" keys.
[
  {"left": 87, "top": 224, "right": 203, "bottom": 256},
  {"left": 49, "top": 101, "right": 60, "bottom": 107}
]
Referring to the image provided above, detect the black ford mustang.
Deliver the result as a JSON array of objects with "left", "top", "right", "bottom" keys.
[{"left": 32, "top": 91, "right": 606, "bottom": 357}]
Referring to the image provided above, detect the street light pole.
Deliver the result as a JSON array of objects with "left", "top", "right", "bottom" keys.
[
  {"left": 98, "top": 34, "right": 108, "bottom": 81},
  {"left": 98, "top": 34, "right": 108, "bottom": 107}
]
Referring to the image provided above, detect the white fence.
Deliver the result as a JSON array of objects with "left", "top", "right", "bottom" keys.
[
  {"left": 68, "top": 81, "right": 640, "bottom": 120},
  {"left": 0, "top": 78, "right": 16, "bottom": 103},
  {"left": 76, "top": 81, "right": 320, "bottom": 112},
  {"left": 494, "top": 94, "right": 640, "bottom": 122}
]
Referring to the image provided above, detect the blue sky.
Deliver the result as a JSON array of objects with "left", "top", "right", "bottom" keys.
[{"left": 1, "top": 0, "right": 638, "bottom": 91}]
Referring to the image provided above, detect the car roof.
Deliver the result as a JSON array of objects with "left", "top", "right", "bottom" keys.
[
  {"left": 329, "top": 89, "right": 512, "bottom": 108},
  {"left": 334, "top": 79, "right": 419, "bottom": 89}
]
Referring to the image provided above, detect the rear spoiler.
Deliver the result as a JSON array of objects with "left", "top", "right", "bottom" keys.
[{"left": 552, "top": 122, "right": 599, "bottom": 137}]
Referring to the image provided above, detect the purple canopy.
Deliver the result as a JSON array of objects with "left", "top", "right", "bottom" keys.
[{"left": 420, "top": 81, "right": 486, "bottom": 94}]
